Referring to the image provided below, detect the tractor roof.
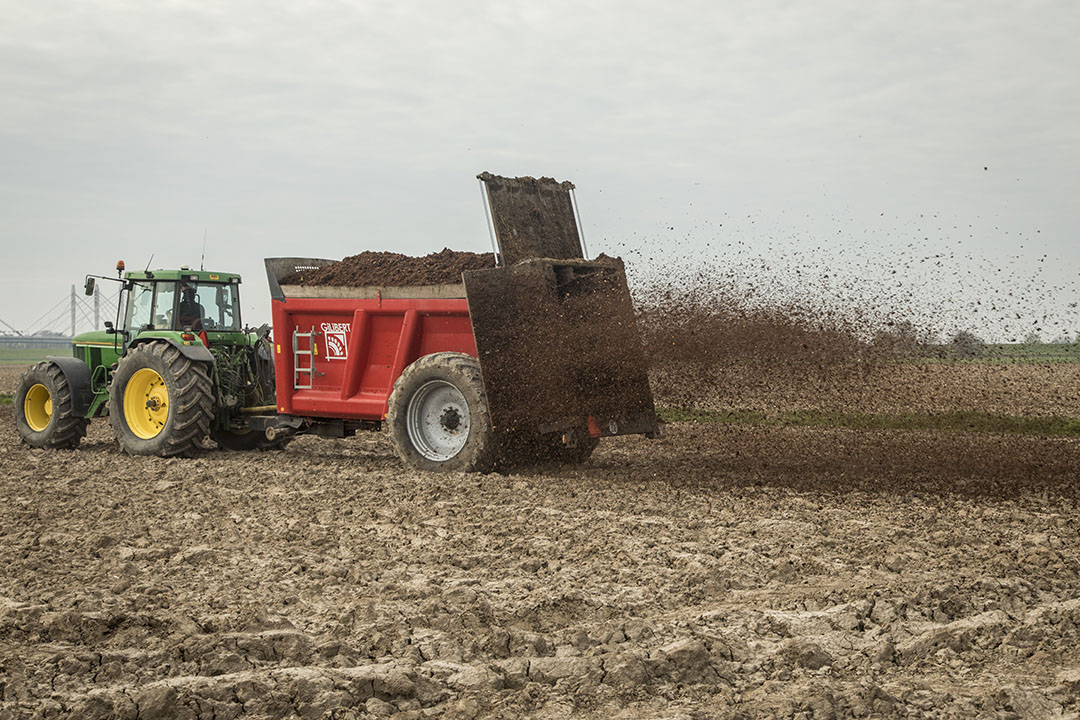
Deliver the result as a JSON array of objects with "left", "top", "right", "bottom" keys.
[{"left": 124, "top": 268, "right": 242, "bottom": 283}]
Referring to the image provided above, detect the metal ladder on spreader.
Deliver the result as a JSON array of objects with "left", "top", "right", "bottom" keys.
[{"left": 292, "top": 328, "right": 318, "bottom": 389}]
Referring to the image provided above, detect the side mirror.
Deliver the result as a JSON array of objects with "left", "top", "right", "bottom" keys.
[{"left": 84, "top": 277, "right": 96, "bottom": 296}]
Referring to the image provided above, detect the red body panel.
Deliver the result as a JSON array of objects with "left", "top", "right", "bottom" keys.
[{"left": 271, "top": 297, "right": 476, "bottom": 420}]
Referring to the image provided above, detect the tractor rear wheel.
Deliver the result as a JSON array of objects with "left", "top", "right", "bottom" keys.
[
  {"left": 14, "top": 362, "right": 89, "bottom": 449},
  {"left": 109, "top": 342, "right": 213, "bottom": 457},
  {"left": 387, "top": 352, "right": 495, "bottom": 473}
]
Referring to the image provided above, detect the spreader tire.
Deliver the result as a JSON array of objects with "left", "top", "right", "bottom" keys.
[
  {"left": 14, "top": 362, "right": 89, "bottom": 449},
  {"left": 387, "top": 352, "right": 494, "bottom": 473},
  {"left": 109, "top": 341, "right": 213, "bottom": 457}
]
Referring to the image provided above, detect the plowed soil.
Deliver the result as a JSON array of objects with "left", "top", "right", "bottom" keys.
[
  {"left": 3, "top": 388, "right": 1079, "bottom": 719},
  {"left": 281, "top": 250, "right": 495, "bottom": 287},
  {"left": 0, "top": 367, "right": 21, "bottom": 395}
]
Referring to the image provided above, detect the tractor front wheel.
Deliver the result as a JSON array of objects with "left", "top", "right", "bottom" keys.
[
  {"left": 14, "top": 362, "right": 89, "bottom": 449},
  {"left": 387, "top": 352, "right": 495, "bottom": 473},
  {"left": 109, "top": 342, "right": 213, "bottom": 457}
]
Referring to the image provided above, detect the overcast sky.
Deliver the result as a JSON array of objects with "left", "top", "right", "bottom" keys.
[{"left": 2, "top": 0, "right": 1077, "bottom": 340}]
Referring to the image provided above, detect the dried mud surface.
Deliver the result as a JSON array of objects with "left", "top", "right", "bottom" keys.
[
  {"left": 281, "top": 250, "right": 495, "bottom": 288},
  {"left": 3, "top": 398, "right": 1080, "bottom": 719}
]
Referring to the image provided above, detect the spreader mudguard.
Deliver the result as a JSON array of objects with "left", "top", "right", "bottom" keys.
[{"left": 463, "top": 257, "right": 660, "bottom": 445}]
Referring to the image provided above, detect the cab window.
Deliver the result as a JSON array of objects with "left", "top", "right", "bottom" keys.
[
  {"left": 127, "top": 282, "right": 180, "bottom": 333},
  {"left": 182, "top": 282, "right": 240, "bottom": 331},
  {"left": 126, "top": 282, "right": 154, "bottom": 332},
  {"left": 154, "top": 284, "right": 176, "bottom": 329}
]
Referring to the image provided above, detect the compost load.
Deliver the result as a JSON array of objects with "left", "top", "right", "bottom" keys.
[{"left": 281, "top": 248, "right": 495, "bottom": 287}]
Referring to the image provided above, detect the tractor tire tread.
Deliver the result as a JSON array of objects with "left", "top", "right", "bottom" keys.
[
  {"left": 14, "top": 361, "right": 89, "bottom": 450},
  {"left": 387, "top": 352, "right": 495, "bottom": 473},
  {"left": 110, "top": 341, "right": 213, "bottom": 457}
]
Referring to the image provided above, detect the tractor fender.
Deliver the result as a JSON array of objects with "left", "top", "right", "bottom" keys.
[
  {"left": 43, "top": 355, "right": 95, "bottom": 416},
  {"left": 129, "top": 337, "right": 215, "bottom": 364}
]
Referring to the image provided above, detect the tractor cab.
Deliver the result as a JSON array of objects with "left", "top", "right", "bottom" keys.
[{"left": 121, "top": 269, "right": 243, "bottom": 340}]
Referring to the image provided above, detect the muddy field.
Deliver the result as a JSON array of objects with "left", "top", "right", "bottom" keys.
[
  {"left": 3, "top": 356, "right": 1080, "bottom": 719},
  {"left": 0, "top": 367, "right": 23, "bottom": 396}
]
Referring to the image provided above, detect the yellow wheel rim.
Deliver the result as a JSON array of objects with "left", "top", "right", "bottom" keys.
[
  {"left": 124, "top": 368, "right": 170, "bottom": 439},
  {"left": 24, "top": 383, "right": 52, "bottom": 432}
]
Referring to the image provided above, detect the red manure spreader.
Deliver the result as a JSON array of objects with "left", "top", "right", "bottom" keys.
[{"left": 256, "top": 173, "right": 661, "bottom": 471}]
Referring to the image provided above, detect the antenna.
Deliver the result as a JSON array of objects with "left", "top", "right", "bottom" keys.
[
  {"left": 200, "top": 227, "right": 207, "bottom": 271},
  {"left": 143, "top": 254, "right": 154, "bottom": 273}
]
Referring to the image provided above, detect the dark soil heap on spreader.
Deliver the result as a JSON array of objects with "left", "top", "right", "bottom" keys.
[{"left": 281, "top": 248, "right": 495, "bottom": 287}]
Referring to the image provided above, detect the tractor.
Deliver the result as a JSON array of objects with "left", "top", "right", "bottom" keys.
[{"left": 14, "top": 262, "right": 279, "bottom": 456}]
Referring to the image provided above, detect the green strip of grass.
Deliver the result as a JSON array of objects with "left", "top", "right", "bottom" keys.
[
  {"left": 658, "top": 406, "right": 1080, "bottom": 437},
  {"left": 0, "top": 347, "right": 56, "bottom": 365},
  {"left": 0, "top": 393, "right": 12, "bottom": 405}
]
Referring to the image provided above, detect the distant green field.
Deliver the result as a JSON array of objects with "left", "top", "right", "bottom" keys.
[
  {"left": 918, "top": 343, "right": 1080, "bottom": 363},
  {"left": 983, "top": 343, "right": 1079, "bottom": 361},
  {"left": 0, "top": 347, "right": 56, "bottom": 365}
]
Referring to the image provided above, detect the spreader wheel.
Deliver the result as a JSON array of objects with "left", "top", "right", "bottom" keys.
[
  {"left": 387, "top": 352, "right": 495, "bottom": 473},
  {"left": 14, "top": 362, "right": 89, "bottom": 449},
  {"left": 109, "top": 342, "right": 213, "bottom": 457}
]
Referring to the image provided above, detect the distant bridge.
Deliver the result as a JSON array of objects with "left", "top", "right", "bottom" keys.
[
  {"left": 0, "top": 335, "right": 75, "bottom": 349},
  {"left": 0, "top": 285, "right": 119, "bottom": 340}
]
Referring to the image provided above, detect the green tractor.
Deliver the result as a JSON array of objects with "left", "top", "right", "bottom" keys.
[{"left": 14, "top": 262, "right": 279, "bottom": 456}]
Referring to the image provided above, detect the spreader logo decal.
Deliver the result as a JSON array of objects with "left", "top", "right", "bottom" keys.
[{"left": 321, "top": 322, "right": 351, "bottom": 360}]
